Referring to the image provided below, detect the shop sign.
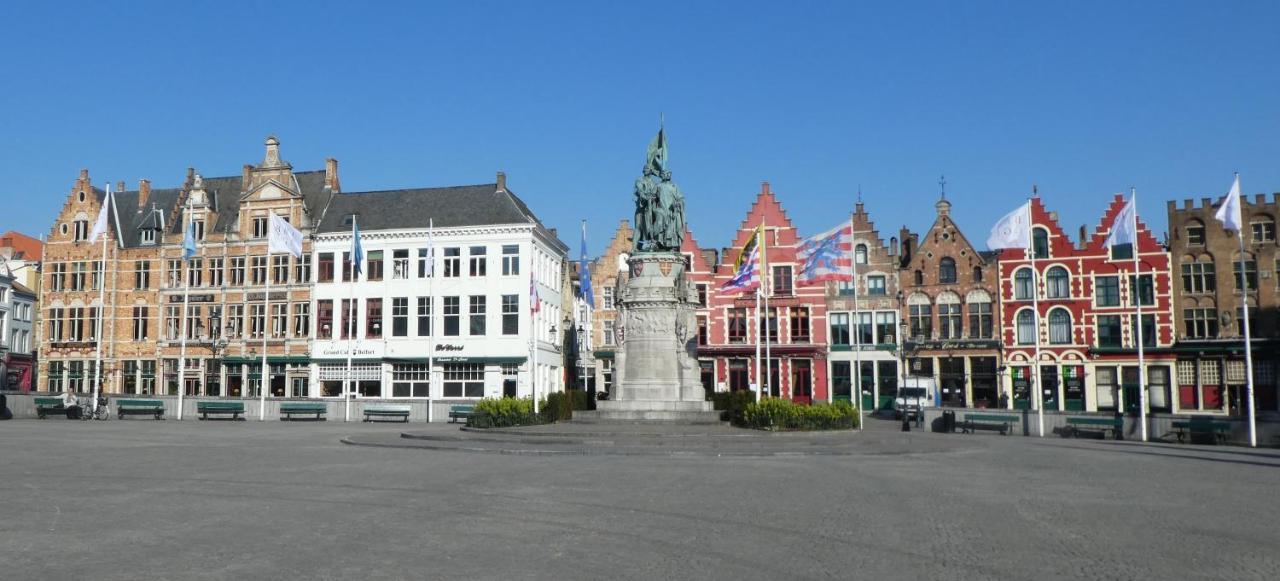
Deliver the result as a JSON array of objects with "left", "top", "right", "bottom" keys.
[
  {"left": 318, "top": 347, "right": 378, "bottom": 358},
  {"left": 247, "top": 292, "right": 289, "bottom": 302},
  {"left": 435, "top": 344, "right": 465, "bottom": 352},
  {"left": 168, "top": 294, "right": 216, "bottom": 303}
]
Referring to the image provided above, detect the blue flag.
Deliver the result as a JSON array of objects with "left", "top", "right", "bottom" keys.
[
  {"left": 579, "top": 223, "right": 594, "bottom": 308},
  {"left": 182, "top": 221, "right": 196, "bottom": 260},
  {"left": 350, "top": 218, "right": 364, "bottom": 277}
]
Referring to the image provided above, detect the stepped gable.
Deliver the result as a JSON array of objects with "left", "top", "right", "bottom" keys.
[
  {"left": 723, "top": 182, "right": 797, "bottom": 267},
  {"left": 997, "top": 196, "right": 1078, "bottom": 261},
  {"left": 1081, "top": 193, "right": 1163, "bottom": 254},
  {"left": 679, "top": 226, "right": 714, "bottom": 273}
]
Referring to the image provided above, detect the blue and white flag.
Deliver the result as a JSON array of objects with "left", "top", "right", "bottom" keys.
[
  {"left": 579, "top": 222, "right": 594, "bottom": 308},
  {"left": 797, "top": 222, "right": 852, "bottom": 286},
  {"left": 721, "top": 244, "right": 760, "bottom": 294},
  {"left": 350, "top": 218, "right": 364, "bottom": 277},
  {"left": 182, "top": 221, "right": 197, "bottom": 260}
]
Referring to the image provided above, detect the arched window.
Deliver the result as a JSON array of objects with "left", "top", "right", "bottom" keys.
[
  {"left": 937, "top": 292, "right": 962, "bottom": 339},
  {"left": 1033, "top": 228, "right": 1050, "bottom": 259},
  {"left": 914, "top": 269, "right": 923, "bottom": 286},
  {"left": 939, "top": 257, "right": 957, "bottom": 284},
  {"left": 1014, "top": 268, "right": 1034, "bottom": 300},
  {"left": 854, "top": 244, "right": 868, "bottom": 265},
  {"left": 1016, "top": 310, "right": 1036, "bottom": 345},
  {"left": 1046, "top": 266, "right": 1069, "bottom": 298},
  {"left": 966, "top": 290, "right": 993, "bottom": 339},
  {"left": 1048, "top": 309, "right": 1072, "bottom": 345},
  {"left": 972, "top": 266, "right": 983, "bottom": 282},
  {"left": 1185, "top": 219, "right": 1205, "bottom": 246}
]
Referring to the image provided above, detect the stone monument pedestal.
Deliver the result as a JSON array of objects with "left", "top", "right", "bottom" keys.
[{"left": 578, "top": 252, "right": 719, "bottom": 424}]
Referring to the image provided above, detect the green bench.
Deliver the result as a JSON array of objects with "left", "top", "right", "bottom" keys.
[
  {"left": 280, "top": 402, "right": 327, "bottom": 421},
  {"left": 1171, "top": 418, "right": 1232, "bottom": 445},
  {"left": 34, "top": 396, "right": 67, "bottom": 419},
  {"left": 1063, "top": 416, "right": 1123, "bottom": 440},
  {"left": 448, "top": 404, "right": 475, "bottom": 423},
  {"left": 197, "top": 401, "right": 246, "bottom": 420},
  {"left": 363, "top": 404, "right": 411, "bottom": 423},
  {"left": 117, "top": 399, "right": 165, "bottom": 420},
  {"left": 959, "top": 413, "right": 1020, "bottom": 435}
]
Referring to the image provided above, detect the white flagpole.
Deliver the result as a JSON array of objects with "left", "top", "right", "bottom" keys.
[
  {"left": 427, "top": 218, "right": 435, "bottom": 423},
  {"left": 345, "top": 219, "right": 357, "bottom": 422},
  {"left": 260, "top": 246, "right": 271, "bottom": 421},
  {"left": 1130, "top": 188, "right": 1148, "bottom": 442},
  {"left": 1028, "top": 199, "right": 1045, "bottom": 437},
  {"left": 178, "top": 200, "right": 192, "bottom": 421},
  {"left": 1234, "top": 174, "right": 1258, "bottom": 447},
  {"left": 532, "top": 270, "right": 539, "bottom": 415},
  {"left": 762, "top": 221, "right": 772, "bottom": 399},
  {"left": 92, "top": 184, "right": 110, "bottom": 414},
  {"left": 850, "top": 214, "right": 863, "bottom": 430}
]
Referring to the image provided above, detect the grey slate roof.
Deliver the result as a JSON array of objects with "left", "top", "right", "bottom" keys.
[
  {"left": 316, "top": 183, "right": 542, "bottom": 233},
  {"left": 107, "top": 187, "right": 182, "bottom": 249}
]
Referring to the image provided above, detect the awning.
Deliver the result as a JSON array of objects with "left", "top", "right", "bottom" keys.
[{"left": 222, "top": 356, "right": 311, "bottom": 365}]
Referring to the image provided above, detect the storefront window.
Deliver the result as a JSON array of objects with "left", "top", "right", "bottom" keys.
[
  {"left": 392, "top": 364, "right": 431, "bottom": 398},
  {"left": 831, "top": 361, "right": 851, "bottom": 400},
  {"left": 442, "top": 363, "right": 484, "bottom": 398}
]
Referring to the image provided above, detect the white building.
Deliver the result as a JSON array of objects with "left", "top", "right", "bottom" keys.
[
  {"left": 309, "top": 173, "right": 568, "bottom": 408},
  {"left": 1, "top": 257, "right": 37, "bottom": 389}
]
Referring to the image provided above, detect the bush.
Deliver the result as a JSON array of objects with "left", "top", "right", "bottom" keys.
[
  {"left": 566, "top": 389, "right": 592, "bottom": 411},
  {"left": 542, "top": 391, "right": 573, "bottom": 423},
  {"left": 467, "top": 397, "right": 544, "bottom": 428},
  {"left": 741, "top": 398, "right": 859, "bottom": 431},
  {"left": 710, "top": 390, "right": 756, "bottom": 424}
]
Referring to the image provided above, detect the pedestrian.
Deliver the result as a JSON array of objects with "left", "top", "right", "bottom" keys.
[{"left": 58, "top": 389, "right": 81, "bottom": 420}]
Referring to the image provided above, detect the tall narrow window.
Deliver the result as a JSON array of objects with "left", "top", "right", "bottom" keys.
[
  {"left": 366, "top": 250, "right": 384, "bottom": 281},
  {"left": 229, "top": 257, "right": 246, "bottom": 286},
  {"left": 469, "top": 246, "right": 487, "bottom": 277},
  {"left": 502, "top": 244, "right": 520, "bottom": 276},
  {"left": 340, "top": 299, "right": 355, "bottom": 339},
  {"left": 135, "top": 260, "right": 151, "bottom": 289},
  {"left": 443, "top": 248, "right": 461, "bottom": 277},
  {"left": 1032, "top": 228, "right": 1049, "bottom": 259},
  {"left": 417, "top": 297, "right": 432, "bottom": 336},
  {"left": 271, "top": 303, "right": 287, "bottom": 338},
  {"left": 272, "top": 256, "right": 289, "bottom": 285},
  {"left": 417, "top": 248, "right": 432, "bottom": 278},
  {"left": 366, "top": 298, "right": 382, "bottom": 338},
  {"left": 252, "top": 217, "right": 268, "bottom": 238},
  {"left": 772, "top": 265, "right": 793, "bottom": 295},
  {"left": 1048, "top": 309, "right": 1072, "bottom": 345},
  {"left": 909, "top": 303, "right": 932, "bottom": 340},
  {"left": 728, "top": 308, "right": 748, "bottom": 343},
  {"left": 392, "top": 249, "right": 409, "bottom": 279},
  {"left": 1014, "top": 269, "right": 1034, "bottom": 300},
  {"left": 469, "top": 296, "right": 487, "bottom": 335},
  {"left": 502, "top": 294, "right": 519, "bottom": 335},
  {"left": 876, "top": 312, "right": 897, "bottom": 344},
  {"left": 789, "top": 307, "right": 810, "bottom": 342},
  {"left": 1046, "top": 266, "right": 1069, "bottom": 299},
  {"left": 318, "top": 253, "right": 335, "bottom": 283},
  {"left": 938, "top": 302, "right": 962, "bottom": 339},
  {"left": 443, "top": 296, "right": 460, "bottom": 336},
  {"left": 1128, "top": 274, "right": 1155, "bottom": 306},
  {"left": 1097, "top": 315, "right": 1122, "bottom": 347},
  {"left": 251, "top": 256, "right": 267, "bottom": 286},
  {"left": 317, "top": 300, "right": 334, "bottom": 339},
  {"left": 968, "top": 301, "right": 993, "bottom": 339},
  {"left": 294, "top": 254, "right": 311, "bottom": 283},
  {"left": 1016, "top": 310, "right": 1036, "bottom": 345},
  {"left": 939, "top": 257, "right": 957, "bottom": 283},
  {"left": 854, "top": 244, "right": 868, "bottom": 265},
  {"left": 392, "top": 297, "right": 409, "bottom": 337},
  {"left": 132, "top": 306, "right": 149, "bottom": 340},
  {"left": 208, "top": 258, "right": 224, "bottom": 287},
  {"left": 829, "top": 313, "right": 850, "bottom": 346},
  {"left": 603, "top": 287, "right": 615, "bottom": 310},
  {"left": 1234, "top": 260, "right": 1257, "bottom": 291},
  {"left": 292, "top": 302, "right": 309, "bottom": 337}
]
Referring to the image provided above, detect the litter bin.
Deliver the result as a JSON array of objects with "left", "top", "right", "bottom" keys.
[{"left": 936, "top": 409, "right": 956, "bottom": 433}]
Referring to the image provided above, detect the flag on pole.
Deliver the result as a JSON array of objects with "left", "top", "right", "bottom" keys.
[
  {"left": 797, "top": 222, "right": 853, "bottom": 286},
  {"left": 579, "top": 223, "right": 595, "bottom": 308},
  {"left": 986, "top": 201, "right": 1032, "bottom": 250},
  {"left": 423, "top": 222, "right": 435, "bottom": 277},
  {"left": 1104, "top": 194, "right": 1138, "bottom": 249},
  {"left": 1215, "top": 175, "right": 1243, "bottom": 232},
  {"left": 721, "top": 245, "right": 761, "bottom": 294},
  {"left": 182, "top": 221, "right": 197, "bottom": 261},
  {"left": 349, "top": 219, "right": 364, "bottom": 277},
  {"left": 89, "top": 189, "right": 113, "bottom": 243},
  {"left": 530, "top": 271, "right": 541, "bottom": 315},
  {"left": 268, "top": 213, "right": 304, "bottom": 258}
]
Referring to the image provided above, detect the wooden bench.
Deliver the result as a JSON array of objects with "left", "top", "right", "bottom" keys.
[
  {"left": 197, "top": 401, "right": 246, "bottom": 420},
  {"left": 363, "top": 404, "right": 411, "bottom": 423},
  {"left": 959, "top": 413, "right": 1020, "bottom": 435},
  {"left": 117, "top": 399, "right": 165, "bottom": 420},
  {"left": 1063, "top": 416, "right": 1123, "bottom": 440},
  {"left": 448, "top": 404, "right": 476, "bottom": 423},
  {"left": 280, "top": 402, "right": 327, "bottom": 421},
  {"left": 1171, "top": 418, "right": 1232, "bottom": 445},
  {"left": 34, "top": 396, "right": 66, "bottom": 419}
]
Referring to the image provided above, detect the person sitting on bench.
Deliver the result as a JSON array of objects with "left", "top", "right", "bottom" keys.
[{"left": 58, "top": 390, "right": 81, "bottom": 419}]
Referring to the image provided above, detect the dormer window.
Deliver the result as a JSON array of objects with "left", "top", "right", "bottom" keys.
[
  {"left": 140, "top": 229, "right": 156, "bottom": 245},
  {"left": 341, "top": 213, "right": 358, "bottom": 228}
]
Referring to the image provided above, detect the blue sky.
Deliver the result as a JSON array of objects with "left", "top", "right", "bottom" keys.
[{"left": 2, "top": 1, "right": 1277, "bottom": 255}]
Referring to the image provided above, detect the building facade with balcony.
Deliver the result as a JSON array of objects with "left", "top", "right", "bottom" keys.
[
  {"left": 1168, "top": 192, "right": 1280, "bottom": 416},
  {"left": 897, "top": 196, "right": 1002, "bottom": 408},
  {"left": 825, "top": 201, "right": 902, "bottom": 410},
  {"left": 308, "top": 173, "right": 567, "bottom": 403}
]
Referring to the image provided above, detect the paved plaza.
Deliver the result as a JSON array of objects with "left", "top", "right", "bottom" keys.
[{"left": 3, "top": 418, "right": 1278, "bottom": 580}]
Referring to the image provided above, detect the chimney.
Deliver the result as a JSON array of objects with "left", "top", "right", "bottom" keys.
[
  {"left": 185, "top": 167, "right": 195, "bottom": 189},
  {"left": 116, "top": 180, "right": 125, "bottom": 195},
  {"left": 325, "top": 158, "right": 340, "bottom": 191},
  {"left": 1079, "top": 225, "right": 1087, "bottom": 247},
  {"left": 496, "top": 171, "right": 507, "bottom": 193},
  {"left": 138, "top": 179, "right": 151, "bottom": 208},
  {"left": 76, "top": 169, "right": 90, "bottom": 192},
  {"left": 242, "top": 164, "right": 252, "bottom": 191}
]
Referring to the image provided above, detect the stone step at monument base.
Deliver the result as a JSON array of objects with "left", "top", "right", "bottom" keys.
[{"left": 576, "top": 399, "right": 723, "bottom": 424}]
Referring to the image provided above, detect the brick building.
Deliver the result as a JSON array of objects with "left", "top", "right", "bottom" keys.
[
  {"left": 1167, "top": 192, "right": 1280, "bottom": 415},
  {"left": 694, "top": 183, "right": 829, "bottom": 402},
  {"left": 586, "top": 220, "right": 634, "bottom": 395},
  {"left": 898, "top": 196, "right": 1002, "bottom": 408},
  {"left": 825, "top": 201, "right": 902, "bottom": 409},
  {"left": 998, "top": 196, "right": 1177, "bottom": 413},
  {"left": 39, "top": 137, "right": 335, "bottom": 397}
]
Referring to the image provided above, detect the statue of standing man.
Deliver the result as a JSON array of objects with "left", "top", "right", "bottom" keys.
[{"left": 633, "top": 126, "right": 686, "bottom": 252}]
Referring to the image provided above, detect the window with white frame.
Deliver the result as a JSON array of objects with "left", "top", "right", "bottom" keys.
[
  {"left": 392, "top": 364, "right": 431, "bottom": 398},
  {"left": 442, "top": 363, "right": 485, "bottom": 398},
  {"left": 502, "top": 245, "right": 519, "bottom": 276}
]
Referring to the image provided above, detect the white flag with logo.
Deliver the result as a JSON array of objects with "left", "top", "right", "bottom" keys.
[
  {"left": 89, "top": 187, "right": 113, "bottom": 243},
  {"left": 986, "top": 201, "right": 1032, "bottom": 250},
  {"left": 1215, "top": 175, "right": 1243, "bottom": 232},
  {"left": 1104, "top": 194, "right": 1137, "bottom": 248},
  {"left": 268, "top": 213, "right": 304, "bottom": 258}
]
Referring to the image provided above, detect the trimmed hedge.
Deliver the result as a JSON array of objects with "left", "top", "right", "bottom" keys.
[
  {"left": 542, "top": 392, "right": 573, "bottom": 423},
  {"left": 710, "top": 390, "right": 755, "bottom": 424},
  {"left": 467, "top": 397, "right": 545, "bottom": 428},
  {"left": 741, "top": 398, "right": 859, "bottom": 431}
]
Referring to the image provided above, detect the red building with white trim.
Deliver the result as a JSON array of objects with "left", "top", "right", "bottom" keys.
[
  {"left": 689, "top": 183, "right": 830, "bottom": 402},
  {"left": 998, "top": 195, "right": 1176, "bottom": 412}
]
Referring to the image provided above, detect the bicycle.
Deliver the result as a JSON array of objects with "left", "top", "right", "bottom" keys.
[{"left": 78, "top": 396, "right": 110, "bottom": 421}]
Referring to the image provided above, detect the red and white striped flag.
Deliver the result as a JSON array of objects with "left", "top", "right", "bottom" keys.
[
  {"left": 797, "top": 222, "right": 853, "bottom": 286},
  {"left": 530, "top": 271, "right": 541, "bottom": 315}
]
